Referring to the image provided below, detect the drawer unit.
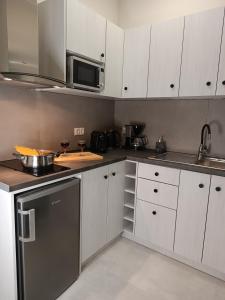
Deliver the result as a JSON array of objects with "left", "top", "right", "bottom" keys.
[
  {"left": 138, "top": 163, "right": 180, "bottom": 185},
  {"left": 135, "top": 199, "right": 176, "bottom": 251},
  {"left": 137, "top": 178, "right": 178, "bottom": 210}
]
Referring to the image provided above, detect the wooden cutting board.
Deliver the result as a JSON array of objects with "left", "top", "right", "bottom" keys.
[{"left": 55, "top": 152, "right": 103, "bottom": 162}]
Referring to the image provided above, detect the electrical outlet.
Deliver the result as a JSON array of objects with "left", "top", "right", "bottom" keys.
[{"left": 74, "top": 128, "right": 85, "bottom": 136}]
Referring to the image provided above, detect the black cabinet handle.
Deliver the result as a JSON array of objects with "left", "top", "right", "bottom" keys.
[
  {"left": 206, "top": 81, "right": 211, "bottom": 86},
  {"left": 170, "top": 84, "right": 175, "bottom": 88},
  {"left": 104, "top": 175, "right": 108, "bottom": 179},
  {"left": 124, "top": 86, "right": 128, "bottom": 91},
  {"left": 199, "top": 183, "right": 204, "bottom": 188},
  {"left": 154, "top": 189, "right": 158, "bottom": 193},
  {"left": 101, "top": 53, "right": 105, "bottom": 58},
  {"left": 155, "top": 172, "right": 159, "bottom": 177},
  {"left": 152, "top": 211, "right": 157, "bottom": 215},
  {"left": 112, "top": 172, "right": 116, "bottom": 176},
  {"left": 222, "top": 81, "right": 225, "bottom": 85},
  {"left": 215, "top": 187, "right": 221, "bottom": 192}
]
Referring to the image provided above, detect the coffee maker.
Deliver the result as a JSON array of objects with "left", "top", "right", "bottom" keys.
[{"left": 124, "top": 123, "right": 148, "bottom": 150}]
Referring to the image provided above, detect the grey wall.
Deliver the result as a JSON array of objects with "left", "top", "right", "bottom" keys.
[
  {"left": 115, "top": 99, "right": 225, "bottom": 157},
  {"left": 0, "top": 84, "right": 114, "bottom": 160}
]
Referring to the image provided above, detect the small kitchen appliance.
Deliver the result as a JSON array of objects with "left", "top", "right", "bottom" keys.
[
  {"left": 15, "top": 178, "right": 80, "bottom": 300},
  {"left": 90, "top": 131, "right": 107, "bottom": 153},
  {"left": 124, "top": 123, "right": 148, "bottom": 150},
  {"left": 0, "top": 159, "right": 70, "bottom": 177},
  {"left": 67, "top": 53, "right": 105, "bottom": 92}
]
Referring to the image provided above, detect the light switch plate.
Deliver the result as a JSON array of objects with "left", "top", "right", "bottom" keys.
[{"left": 74, "top": 128, "right": 85, "bottom": 136}]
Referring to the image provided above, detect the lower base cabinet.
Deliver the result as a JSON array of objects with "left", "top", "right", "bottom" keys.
[
  {"left": 135, "top": 199, "right": 176, "bottom": 251},
  {"left": 174, "top": 170, "right": 210, "bottom": 263},
  {"left": 81, "top": 162, "right": 125, "bottom": 263},
  {"left": 202, "top": 175, "right": 225, "bottom": 273}
]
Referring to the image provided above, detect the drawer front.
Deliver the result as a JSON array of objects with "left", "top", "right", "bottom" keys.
[
  {"left": 135, "top": 200, "right": 176, "bottom": 251},
  {"left": 137, "top": 178, "right": 178, "bottom": 210},
  {"left": 138, "top": 163, "right": 180, "bottom": 185}
]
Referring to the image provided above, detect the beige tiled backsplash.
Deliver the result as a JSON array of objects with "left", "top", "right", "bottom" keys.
[
  {"left": 0, "top": 84, "right": 225, "bottom": 160},
  {"left": 115, "top": 98, "right": 225, "bottom": 157},
  {"left": 0, "top": 85, "right": 114, "bottom": 160}
]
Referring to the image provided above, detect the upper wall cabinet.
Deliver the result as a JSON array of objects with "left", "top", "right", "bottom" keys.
[
  {"left": 147, "top": 17, "right": 184, "bottom": 98},
  {"left": 67, "top": 0, "right": 106, "bottom": 62},
  {"left": 217, "top": 17, "right": 225, "bottom": 96},
  {"left": 102, "top": 21, "right": 124, "bottom": 98},
  {"left": 122, "top": 26, "right": 150, "bottom": 98},
  {"left": 179, "top": 7, "right": 225, "bottom": 97}
]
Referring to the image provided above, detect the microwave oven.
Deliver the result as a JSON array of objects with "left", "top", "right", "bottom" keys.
[{"left": 67, "top": 55, "right": 105, "bottom": 92}]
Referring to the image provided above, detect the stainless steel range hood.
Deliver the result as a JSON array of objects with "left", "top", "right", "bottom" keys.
[{"left": 0, "top": 0, "right": 66, "bottom": 88}]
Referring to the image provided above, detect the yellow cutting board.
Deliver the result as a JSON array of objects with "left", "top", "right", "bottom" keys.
[{"left": 55, "top": 152, "right": 103, "bottom": 162}]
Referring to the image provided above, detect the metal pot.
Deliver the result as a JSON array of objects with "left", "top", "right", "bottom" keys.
[{"left": 13, "top": 151, "right": 59, "bottom": 169}]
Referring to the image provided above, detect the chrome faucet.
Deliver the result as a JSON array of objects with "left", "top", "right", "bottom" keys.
[{"left": 197, "top": 124, "right": 211, "bottom": 161}]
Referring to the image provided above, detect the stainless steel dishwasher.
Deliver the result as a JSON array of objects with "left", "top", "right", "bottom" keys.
[{"left": 15, "top": 178, "right": 80, "bottom": 300}]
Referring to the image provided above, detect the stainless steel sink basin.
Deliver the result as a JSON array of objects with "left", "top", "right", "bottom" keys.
[{"left": 195, "top": 157, "right": 225, "bottom": 169}]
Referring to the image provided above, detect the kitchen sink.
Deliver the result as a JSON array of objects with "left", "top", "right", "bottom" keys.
[{"left": 195, "top": 157, "right": 225, "bottom": 170}]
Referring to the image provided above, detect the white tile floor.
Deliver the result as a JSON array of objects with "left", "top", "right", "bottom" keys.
[{"left": 59, "top": 238, "right": 225, "bottom": 300}]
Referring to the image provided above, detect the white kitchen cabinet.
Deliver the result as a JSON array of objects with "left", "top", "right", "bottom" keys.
[
  {"left": 81, "top": 165, "right": 109, "bottom": 263},
  {"left": 103, "top": 21, "right": 124, "bottom": 98},
  {"left": 179, "top": 7, "right": 224, "bottom": 97},
  {"left": 202, "top": 176, "right": 225, "bottom": 273},
  {"left": 67, "top": 0, "right": 106, "bottom": 62},
  {"left": 174, "top": 170, "right": 210, "bottom": 263},
  {"left": 216, "top": 15, "right": 225, "bottom": 96},
  {"left": 102, "top": 21, "right": 124, "bottom": 98},
  {"left": 107, "top": 162, "right": 125, "bottom": 242},
  {"left": 148, "top": 17, "right": 184, "bottom": 98},
  {"left": 138, "top": 163, "right": 180, "bottom": 186},
  {"left": 82, "top": 162, "right": 125, "bottom": 263},
  {"left": 135, "top": 199, "right": 176, "bottom": 251},
  {"left": 122, "top": 26, "right": 150, "bottom": 98},
  {"left": 137, "top": 178, "right": 178, "bottom": 210}
]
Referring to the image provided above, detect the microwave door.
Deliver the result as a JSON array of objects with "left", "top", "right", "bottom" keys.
[{"left": 69, "top": 56, "right": 104, "bottom": 92}]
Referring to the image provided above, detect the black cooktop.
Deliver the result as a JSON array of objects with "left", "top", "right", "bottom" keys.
[{"left": 0, "top": 159, "right": 70, "bottom": 177}]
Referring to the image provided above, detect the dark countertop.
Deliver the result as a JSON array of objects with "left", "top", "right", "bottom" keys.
[{"left": 1, "top": 149, "right": 225, "bottom": 193}]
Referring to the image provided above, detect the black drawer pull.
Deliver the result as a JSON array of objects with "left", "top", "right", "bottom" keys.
[
  {"left": 206, "top": 81, "right": 211, "bottom": 86},
  {"left": 152, "top": 211, "right": 157, "bottom": 215},
  {"left": 104, "top": 175, "right": 108, "bottom": 179},
  {"left": 155, "top": 172, "right": 159, "bottom": 177},
  {"left": 170, "top": 84, "right": 175, "bottom": 88},
  {"left": 154, "top": 189, "right": 158, "bottom": 193},
  {"left": 215, "top": 187, "right": 221, "bottom": 192},
  {"left": 124, "top": 86, "right": 128, "bottom": 91},
  {"left": 199, "top": 183, "right": 204, "bottom": 188},
  {"left": 112, "top": 172, "right": 116, "bottom": 176}
]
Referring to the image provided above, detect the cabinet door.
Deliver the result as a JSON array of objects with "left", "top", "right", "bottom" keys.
[
  {"left": 180, "top": 7, "right": 224, "bottom": 97},
  {"left": 122, "top": 26, "right": 150, "bottom": 98},
  {"left": 135, "top": 200, "right": 176, "bottom": 251},
  {"left": 216, "top": 13, "right": 225, "bottom": 96},
  {"left": 174, "top": 170, "right": 210, "bottom": 263},
  {"left": 81, "top": 166, "right": 108, "bottom": 263},
  {"left": 103, "top": 21, "right": 124, "bottom": 98},
  {"left": 148, "top": 17, "right": 184, "bottom": 97},
  {"left": 67, "top": 0, "right": 106, "bottom": 62},
  {"left": 107, "top": 162, "right": 125, "bottom": 242},
  {"left": 202, "top": 176, "right": 225, "bottom": 273}
]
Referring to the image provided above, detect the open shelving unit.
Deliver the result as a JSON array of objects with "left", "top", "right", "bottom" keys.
[{"left": 123, "top": 160, "right": 137, "bottom": 236}]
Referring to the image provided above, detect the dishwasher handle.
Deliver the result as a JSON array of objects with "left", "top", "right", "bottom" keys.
[{"left": 18, "top": 209, "right": 36, "bottom": 243}]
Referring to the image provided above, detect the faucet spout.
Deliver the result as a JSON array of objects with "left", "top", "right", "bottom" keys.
[{"left": 197, "top": 124, "right": 211, "bottom": 161}]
